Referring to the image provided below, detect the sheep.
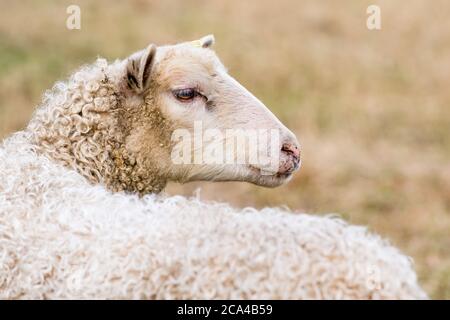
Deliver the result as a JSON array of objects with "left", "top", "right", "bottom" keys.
[{"left": 0, "top": 35, "right": 427, "bottom": 299}]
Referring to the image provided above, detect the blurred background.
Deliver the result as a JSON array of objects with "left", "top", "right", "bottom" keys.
[{"left": 0, "top": 0, "right": 449, "bottom": 298}]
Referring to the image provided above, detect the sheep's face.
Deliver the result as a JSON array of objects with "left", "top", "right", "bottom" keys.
[{"left": 120, "top": 35, "right": 301, "bottom": 190}]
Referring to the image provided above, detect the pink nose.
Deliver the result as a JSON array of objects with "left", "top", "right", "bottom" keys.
[
  {"left": 278, "top": 142, "right": 301, "bottom": 175},
  {"left": 281, "top": 142, "right": 300, "bottom": 160}
]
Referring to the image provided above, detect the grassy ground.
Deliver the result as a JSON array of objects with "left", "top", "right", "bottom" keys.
[{"left": 0, "top": 0, "right": 448, "bottom": 298}]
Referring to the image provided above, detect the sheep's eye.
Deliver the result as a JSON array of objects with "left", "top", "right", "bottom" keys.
[{"left": 173, "top": 88, "right": 197, "bottom": 102}]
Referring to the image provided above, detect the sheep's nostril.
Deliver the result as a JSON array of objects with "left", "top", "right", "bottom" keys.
[
  {"left": 278, "top": 142, "right": 301, "bottom": 175},
  {"left": 281, "top": 142, "right": 300, "bottom": 161}
]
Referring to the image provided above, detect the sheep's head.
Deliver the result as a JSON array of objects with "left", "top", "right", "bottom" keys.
[
  {"left": 30, "top": 35, "right": 301, "bottom": 195},
  {"left": 117, "top": 35, "right": 301, "bottom": 193}
]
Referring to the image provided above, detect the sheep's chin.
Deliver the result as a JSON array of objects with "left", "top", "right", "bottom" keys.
[
  {"left": 246, "top": 165, "right": 294, "bottom": 188},
  {"left": 177, "top": 164, "right": 296, "bottom": 187}
]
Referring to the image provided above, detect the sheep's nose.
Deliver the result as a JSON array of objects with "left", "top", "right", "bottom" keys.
[
  {"left": 281, "top": 142, "right": 300, "bottom": 160},
  {"left": 278, "top": 142, "right": 301, "bottom": 175}
]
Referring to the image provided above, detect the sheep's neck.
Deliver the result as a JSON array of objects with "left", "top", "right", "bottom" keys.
[
  {"left": 29, "top": 94, "right": 170, "bottom": 196},
  {"left": 106, "top": 98, "right": 172, "bottom": 195}
]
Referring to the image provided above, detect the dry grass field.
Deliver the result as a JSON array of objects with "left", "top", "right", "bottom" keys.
[{"left": 0, "top": 0, "right": 449, "bottom": 298}]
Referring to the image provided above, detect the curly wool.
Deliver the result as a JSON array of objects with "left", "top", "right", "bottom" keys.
[
  {"left": 27, "top": 59, "right": 169, "bottom": 194},
  {"left": 0, "top": 131, "right": 427, "bottom": 299}
]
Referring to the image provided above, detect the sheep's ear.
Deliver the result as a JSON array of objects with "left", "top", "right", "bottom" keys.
[
  {"left": 125, "top": 44, "right": 157, "bottom": 94},
  {"left": 191, "top": 34, "right": 215, "bottom": 49},
  {"left": 200, "top": 34, "right": 215, "bottom": 48}
]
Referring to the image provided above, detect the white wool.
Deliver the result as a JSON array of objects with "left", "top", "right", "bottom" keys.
[{"left": 0, "top": 132, "right": 427, "bottom": 299}]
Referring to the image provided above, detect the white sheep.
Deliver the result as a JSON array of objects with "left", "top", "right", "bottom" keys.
[{"left": 0, "top": 35, "right": 427, "bottom": 299}]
